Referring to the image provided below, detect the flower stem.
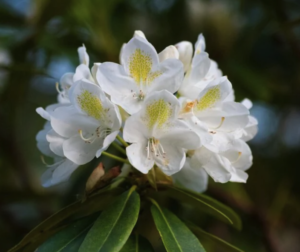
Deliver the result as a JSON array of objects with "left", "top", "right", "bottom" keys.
[
  {"left": 117, "top": 135, "right": 129, "bottom": 147},
  {"left": 102, "top": 151, "right": 130, "bottom": 164},
  {"left": 112, "top": 142, "right": 126, "bottom": 155}
]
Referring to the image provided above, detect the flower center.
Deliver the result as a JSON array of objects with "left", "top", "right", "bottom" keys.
[
  {"left": 131, "top": 89, "right": 145, "bottom": 101},
  {"left": 182, "top": 101, "right": 196, "bottom": 114},
  {"left": 78, "top": 127, "right": 111, "bottom": 144},
  {"left": 146, "top": 137, "right": 166, "bottom": 160}
]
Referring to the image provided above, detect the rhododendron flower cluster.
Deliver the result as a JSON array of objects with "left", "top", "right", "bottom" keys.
[{"left": 36, "top": 31, "right": 257, "bottom": 192}]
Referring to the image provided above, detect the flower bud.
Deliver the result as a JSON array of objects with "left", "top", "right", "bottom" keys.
[
  {"left": 78, "top": 45, "right": 89, "bottom": 66},
  {"left": 175, "top": 41, "right": 193, "bottom": 72},
  {"left": 158, "top": 45, "right": 179, "bottom": 62}
]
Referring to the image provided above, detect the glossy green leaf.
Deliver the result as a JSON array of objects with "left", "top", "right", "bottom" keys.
[
  {"left": 9, "top": 187, "right": 124, "bottom": 252},
  {"left": 120, "top": 234, "right": 154, "bottom": 252},
  {"left": 163, "top": 186, "right": 242, "bottom": 229},
  {"left": 79, "top": 186, "right": 140, "bottom": 252},
  {"left": 188, "top": 224, "right": 244, "bottom": 252},
  {"left": 60, "top": 229, "right": 89, "bottom": 252},
  {"left": 150, "top": 199, "right": 206, "bottom": 252},
  {"left": 38, "top": 215, "right": 96, "bottom": 252}
]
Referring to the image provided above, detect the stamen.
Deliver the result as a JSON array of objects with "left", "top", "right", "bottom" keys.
[
  {"left": 41, "top": 155, "right": 50, "bottom": 166},
  {"left": 78, "top": 129, "right": 94, "bottom": 143},
  {"left": 211, "top": 117, "right": 225, "bottom": 129},
  {"left": 147, "top": 138, "right": 166, "bottom": 159},
  {"left": 182, "top": 101, "right": 196, "bottom": 113},
  {"left": 232, "top": 152, "right": 242, "bottom": 163},
  {"left": 41, "top": 155, "right": 64, "bottom": 167},
  {"left": 55, "top": 82, "right": 64, "bottom": 94}
]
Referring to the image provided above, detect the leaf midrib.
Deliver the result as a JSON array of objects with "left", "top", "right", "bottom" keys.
[
  {"left": 170, "top": 187, "right": 233, "bottom": 225},
  {"left": 154, "top": 204, "right": 183, "bottom": 252},
  {"left": 57, "top": 224, "right": 91, "bottom": 252},
  {"left": 98, "top": 191, "right": 133, "bottom": 251}
]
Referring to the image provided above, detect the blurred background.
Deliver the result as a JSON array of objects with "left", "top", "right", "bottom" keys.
[{"left": 1, "top": 0, "right": 300, "bottom": 251}]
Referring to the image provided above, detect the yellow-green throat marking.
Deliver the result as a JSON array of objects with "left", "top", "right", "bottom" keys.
[
  {"left": 146, "top": 99, "right": 172, "bottom": 129},
  {"left": 129, "top": 49, "right": 162, "bottom": 85},
  {"left": 77, "top": 90, "right": 105, "bottom": 120},
  {"left": 196, "top": 86, "right": 221, "bottom": 111}
]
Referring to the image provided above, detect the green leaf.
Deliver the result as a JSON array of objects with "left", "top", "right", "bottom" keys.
[
  {"left": 38, "top": 215, "right": 96, "bottom": 252},
  {"left": 79, "top": 186, "right": 140, "bottom": 252},
  {"left": 150, "top": 199, "right": 206, "bottom": 252},
  {"left": 162, "top": 186, "right": 242, "bottom": 229},
  {"left": 188, "top": 224, "right": 244, "bottom": 252},
  {"left": 120, "top": 234, "right": 154, "bottom": 252},
  {"left": 9, "top": 187, "right": 124, "bottom": 252},
  {"left": 60, "top": 229, "right": 89, "bottom": 252}
]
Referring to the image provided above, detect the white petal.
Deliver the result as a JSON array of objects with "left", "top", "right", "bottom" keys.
[
  {"left": 36, "top": 123, "right": 53, "bottom": 157},
  {"left": 222, "top": 139, "right": 253, "bottom": 171},
  {"left": 97, "top": 62, "right": 139, "bottom": 114},
  {"left": 78, "top": 45, "right": 89, "bottom": 66},
  {"left": 41, "top": 166, "right": 56, "bottom": 187},
  {"left": 198, "top": 101, "right": 249, "bottom": 131},
  {"left": 195, "top": 76, "right": 232, "bottom": 110},
  {"left": 126, "top": 142, "right": 154, "bottom": 174},
  {"left": 229, "top": 169, "right": 248, "bottom": 183},
  {"left": 52, "top": 159, "right": 79, "bottom": 185},
  {"left": 63, "top": 135, "right": 100, "bottom": 165},
  {"left": 202, "top": 154, "right": 232, "bottom": 183},
  {"left": 36, "top": 107, "right": 50, "bottom": 121},
  {"left": 46, "top": 129, "right": 65, "bottom": 157},
  {"left": 141, "top": 90, "right": 181, "bottom": 131},
  {"left": 172, "top": 158, "right": 208, "bottom": 193},
  {"left": 134, "top": 30, "right": 146, "bottom": 39},
  {"left": 182, "top": 115, "right": 212, "bottom": 147},
  {"left": 120, "top": 43, "right": 126, "bottom": 65},
  {"left": 206, "top": 59, "right": 222, "bottom": 79},
  {"left": 158, "top": 45, "right": 179, "bottom": 62},
  {"left": 189, "top": 52, "right": 211, "bottom": 85},
  {"left": 195, "top": 33, "right": 206, "bottom": 54},
  {"left": 154, "top": 144, "right": 186, "bottom": 176},
  {"left": 51, "top": 105, "right": 98, "bottom": 138},
  {"left": 91, "top": 63, "right": 101, "bottom": 81},
  {"left": 241, "top": 98, "right": 253, "bottom": 109},
  {"left": 224, "top": 90, "right": 235, "bottom": 102},
  {"left": 205, "top": 131, "right": 231, "bottom": 153},
  {"left": 147, "top": 58, "right": 184, "bottom": 94},
  {"left": 123, "top": 113, "right": 150, "bottom": 143},
  {"left": 60, "top": 73, "right": 74, "bottom": 90},
  {"left": 73, "top": 64, "right": 93, "bottom": 83},
  {"left": 121, "top": 36, "right": 159, "bottom": 76},
  {"left": 69, "top": 79, "right": 109, "bottom": 120},
  {"left": 158, "top": 120, "right": 201, "bottom": 150},
  {"left": 175, "top": 41, "right": 193, "bottom": 72},
  {"left": 191, "top": 147, "right": 232, "bottom": 183},
  {"left": 96, "top": 130, "right": 119, "bottom": 157},
  {"left": 241, "top": 115, "right": 258, "bottom": 141},
  {"left": 46, "top": 103, "right": 66, "bottom": 115}
]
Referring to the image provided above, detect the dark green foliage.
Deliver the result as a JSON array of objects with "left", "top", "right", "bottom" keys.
[
  {"left": 150, "top": 199, "right": 206, "bottom": 252},
  {"left": 79, "top": 187, "right": 140, "bottom": 252}
]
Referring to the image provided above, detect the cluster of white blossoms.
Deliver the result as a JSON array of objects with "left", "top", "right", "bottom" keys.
[{"left": 36, "top": 31, "right": 258, "bottom": 192}]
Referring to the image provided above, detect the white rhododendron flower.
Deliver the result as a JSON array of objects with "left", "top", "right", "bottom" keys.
[
  {"left": 189, "top": 138, "right": 253, "bottom": 183},
  {"left": 58, "top": 45, "right": 100, "bottom": 104},
  {"left": 36, "top": 121, "right": 78, "bottom": 187},
  {"left": 123, "top": 90, "right": 200, "bottom": 175},
  {"left": 51, "top": 79, "right": 121, "bottom": 165},
  {"left": 178, "top": 34, "right": 223, "bottom": 100},
  {"left": 35, "top": 31, "right": 258, "bottom": 191},
  {"left": 97, "top": 34, "right": 184, "bottom": 114}
]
